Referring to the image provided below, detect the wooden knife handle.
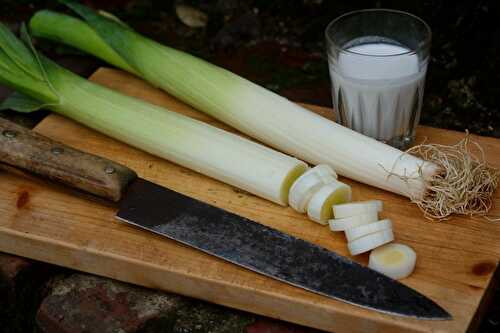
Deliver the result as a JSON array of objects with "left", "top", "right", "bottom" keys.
[{"left": 0, "top": 118, "right": 137, "bottom": 202}]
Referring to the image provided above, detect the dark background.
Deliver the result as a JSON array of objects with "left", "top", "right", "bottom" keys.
[
  {"left": 0, "top": 1, "right": 499, "bottom": 332},
  {"left": 0, "top": 0, "right": 499, "bottom": 137}
]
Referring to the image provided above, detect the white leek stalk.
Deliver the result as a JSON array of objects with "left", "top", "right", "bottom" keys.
[
  {"left": 29, "top": 5, "right": 439, "bottom": 200},
  {"left": 0, "top": 24, "right": 307, "bottom": 205}
]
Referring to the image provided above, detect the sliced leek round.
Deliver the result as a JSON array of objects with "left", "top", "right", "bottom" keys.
[
  {"left": 328, "top": 211, "right": 378, "bottom": 232},
  {"left": 333, "top": 200, "right": 383, "bottom": 219},
  {"left": 368, "top": 243, "right": 416, "bottom": 280},
  {"left": 307, "top": 181, "right": 352, "bottom": 224},
  {"left": 288, "top": 165, "right": 337, "bottom": 213},
  {"left": 310, "top": 164, "right": 338, "bottom": 182},
  {"left": 347, "top": 229, "right": 394, "bottom": 255},
  {"left": 345, "top": 219, "right": 392, "bottom": 241}
]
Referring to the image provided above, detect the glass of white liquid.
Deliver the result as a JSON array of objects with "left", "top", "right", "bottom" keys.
[{"left": 325, "top": 9, "right": 431, "bottom": 150}]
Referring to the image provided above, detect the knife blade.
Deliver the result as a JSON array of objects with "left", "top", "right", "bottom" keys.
[{"left": 0, "top": 117, "right": 451, "bottom": 319}]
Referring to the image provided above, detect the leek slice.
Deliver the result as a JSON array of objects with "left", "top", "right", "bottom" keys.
[
  {"left": 344, "top": 219, "right": 392, "bottom": 241},
  {"left": 368, "top": 243, "right": 417, "bottom": 279},
  {"left": 288, "top": 164, "right": 337, "bottom": 213},
  {"left": 0, "top": 23, "right": 307, "bottom": 205},
  {"left": 347, "top": 229, "right": 394, "bottom": 256},
  {"left": 328, "top": 211, "right": 379, "bottom": 232},
  {"left": 29, "top": 5, "right": 440, "bottom": 200},
  {"left": 288, "top": 172, "right": 324, "bottom": 213},
  {"left": 332, "top": 200, "right": 383, "bottom": 219},
  {"left": 306, "top": 181, "right": 352, "bottom": 224}
]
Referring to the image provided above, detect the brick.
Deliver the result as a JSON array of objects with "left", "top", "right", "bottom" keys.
[
  {"left": 0, "top": 252, "right": 58, "bottom": 333},
  {"left": 36, "top": 273, "right": 188, "bottom": 333}
]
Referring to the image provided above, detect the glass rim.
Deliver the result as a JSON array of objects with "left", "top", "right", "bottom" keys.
[{"left": 325, "top": 8, "right": 432, "bottom": 58}]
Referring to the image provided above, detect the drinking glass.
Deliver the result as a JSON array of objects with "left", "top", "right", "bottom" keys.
[{"left": 325, "top": 9, "right": 431, "bottom": 150}]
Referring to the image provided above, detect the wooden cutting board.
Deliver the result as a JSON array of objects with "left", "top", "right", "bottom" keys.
[{"left": 1, "top": 68, "right": 499, "bottom": 333}]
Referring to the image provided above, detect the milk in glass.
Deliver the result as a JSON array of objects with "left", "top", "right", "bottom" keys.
[{"left": 329, "top": 42, "right": 427, "bottom": 149}]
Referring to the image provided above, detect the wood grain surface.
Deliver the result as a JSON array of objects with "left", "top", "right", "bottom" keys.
[{"left": 0, "top": 68, "right": 499, "bottom": 333}]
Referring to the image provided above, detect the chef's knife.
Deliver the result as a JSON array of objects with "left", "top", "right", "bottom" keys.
[{"left": 0, "top": 118, "right": 450, "bottom": 319}]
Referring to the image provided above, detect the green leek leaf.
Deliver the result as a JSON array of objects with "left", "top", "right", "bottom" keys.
[
  {"left": 0, "top": 24, "right": 59, "bottom": 104},
  {"left": 19, "top": 23, "right": 60, "bottom": 102},
  {"left": 0, "top": 23, "right": 44, "bottom": 82},
  {"left": 29, "top": 9, "right": 136, "bottom": 75},
  {"left": 59, "top": 0, "right": 141, "bottom": 72},
  {"left": 0, "top": 92, "right": 48, "bottom": 112}
]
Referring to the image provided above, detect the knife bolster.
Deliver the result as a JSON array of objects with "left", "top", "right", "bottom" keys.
[{"left": 0, "top": 118, "right": 137, "bottom": 201}]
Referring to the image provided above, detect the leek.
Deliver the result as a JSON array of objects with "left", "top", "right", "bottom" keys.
[
  {"left": 368, "top": 243, "right": 417, "bottom": 280},
  {"left": 30, "top": 2, "right": 500, "bottom": 220},
  {"left": 0, "top": 23, "right": 307, "bottom": 205},
  {"left": 29, "top": 3, "right": 440, "bottom": 200},
  {"left": 348, "top": 229, "right": 394, "bottom": 256}
]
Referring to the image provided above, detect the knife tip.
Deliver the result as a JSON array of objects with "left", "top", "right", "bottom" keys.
[{"left": 408, "top": 302, "right": 453, "bottom": 321}]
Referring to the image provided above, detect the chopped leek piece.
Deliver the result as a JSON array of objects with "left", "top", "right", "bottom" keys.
[
  {"left": 347, "top": 229, "right": 394, "bottom": 255},
  {"left": 328, "top": 211, "right": 379, "bottom": 232},
  {"left": 306, "top": 181, "right": 352, "bottom": 224},
  {"left": 288, "top": 164, "right": 337, "bottom": 213},
  {"left": 344, "top": 219, "right": 392, "bottom": 241},
  {"left": 333, "top": 200, "right": 383, "bottom": 219},
  {"left": 368, "top": 243, "right": 417, "bottom": 279}
]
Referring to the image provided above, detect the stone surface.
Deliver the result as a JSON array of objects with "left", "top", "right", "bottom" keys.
[
  {"left": 37, "top": 273, "right": 188, "bottom": 333},
  {"left": 173, "top": 300, "right": 254, "bottom": 333},
  {"left": 34, "top": 272, "right": 323, "bottom": 333},
  {"left": 0, "top": 252, "right": 32, "bottom": 284},
  {"left": 0, "top": 252, "right": 58, "bottom": 333}
]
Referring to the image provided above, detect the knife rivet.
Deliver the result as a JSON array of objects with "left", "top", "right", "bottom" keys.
[
  {"left": 51, "top": 147, "right": 64, "bottom": 155},
  {"left": 105, "top": 166, "right": 116, "bottom": 174},
  {"left": 2, "top": 130, "right": 17, "bottom": 139}
]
